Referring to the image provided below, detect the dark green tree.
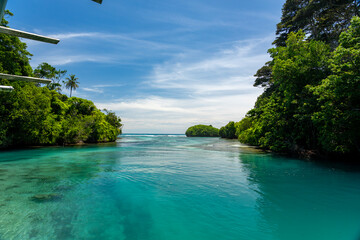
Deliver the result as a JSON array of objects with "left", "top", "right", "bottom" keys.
[
  {"left": 0, "top": 10, "right": 32, "bottom": 77},
  {"left": 238, "top": 31, "right": 331, "bottom": 152},
  {"left": 254, "top": 61, "right": 273, "bottom": 88},
  {"left": 255, "top": 0, "right": 359, "bottom": 91},
  {"left": 34, "top": 62, "right": 67, "bottom": 92},
  {"left": 219, "top": 121, "right": 237, "bottom": 139},
  {"left": 0, "top": 11, "right": 122, "bottom": 148},
  {"left": 310, "top": 17, "right": 360, "bottom": 154},
  {"left": 274, "top": 0, "right": 360, "bottom": 48},
  {"left": 238, "top": 17, "right": 360, "bottom": 158}
]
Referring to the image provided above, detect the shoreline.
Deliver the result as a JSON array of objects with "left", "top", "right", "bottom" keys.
[{"left": 0, "top": 139, "right": 119, "bottom": 152}]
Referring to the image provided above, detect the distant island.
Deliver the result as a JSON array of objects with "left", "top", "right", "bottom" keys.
[{"left": 185, "top": 125, "right": 219, "bottom": 137}]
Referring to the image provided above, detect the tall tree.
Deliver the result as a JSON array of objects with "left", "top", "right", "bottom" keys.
[
  {"left": 34, "top": 62, "right": 67, "bottom": 92},
  {"left": 310, "top": 16, "right": 360, "bottom": 154},
  {"left": 0, "top": 10, "right": 32, "bottom": 77},
  {"left": 254, "top": 0, "right": 359, "bottom": 95},
  {"left": 64, "top": 74, "right": 79, "bottom": 97}
]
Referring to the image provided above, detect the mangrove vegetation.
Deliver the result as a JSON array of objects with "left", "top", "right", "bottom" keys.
[{"left": 0, "top": 11, "right": 122, "bottom": 148}]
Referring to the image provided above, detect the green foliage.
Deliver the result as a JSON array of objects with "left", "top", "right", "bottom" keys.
[
  {"left": 309, "top": 17, "right": 360, "bottom": 153},
  {"left": 1, "top": 10, "right": 13, "bottom": 26},
  {"left": 103, "top": 109, "right": 123, "bottom": 132},
  {"left": 184, "top": 1, "right": 360, "bottom": 158},
  {"left": 250, "top": 31, "right": 330, "bottom": 151},
  {"left": 256, "top": 1, "right": 359, "bottom": 92},
  {"left": 0, "top": 12, "right": 122, "bottom": 148},
  {"left": 238, "top": 17, "right": 360, "bottom": 157},
  {"left": 34, "top": 62, "right": 67, "bottom": 92},
  {"left": 185, "top": 125, "right": 219, "bottom": 137},
  {"left": 254, "top": 61, "right": 273, "bottom": 88},
  {"left": 236, "top": 117, "right": 255, "bottom": 144},
  {"left": 0, "top": 11, "right": 32, "bottom": 77},
  {"left": 219, "top": 121, "right": 237, "bottom": 139},
  {"left": 274, "top": 0, "right": 359, "bottom": 47},
  {"left": 0, "top": 84, "right": 122, "bottom": 148}
]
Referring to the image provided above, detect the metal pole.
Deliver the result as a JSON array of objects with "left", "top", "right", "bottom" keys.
[
  {"left": 0, "top": 0, "right": 8, "bottom": 22},
  {"left": 0, "top": 73, "right": 52, "bottom": 84},
  {"left": 0, "top": 26, "right": 60, "bottom": 44},
  {"left": 0, "top": 85, "right": 13, "bottom": 92}
]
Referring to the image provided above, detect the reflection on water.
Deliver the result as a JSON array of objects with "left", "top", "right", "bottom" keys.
[
  {"left": 0, "top": 136, "right": 359, "bottom": 240},
  {"left": 240, "top": 154, "right": 360, "bottom": 240}
]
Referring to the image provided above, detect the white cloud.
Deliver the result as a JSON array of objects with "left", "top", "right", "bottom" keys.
[
  {"left": 82, "top": 87, "right": 104, "bottom": 93},
  {"left": 49, "top": 32, "right": 100, "bottom": 40},
  {"left": 38, "top": 54, "right": 115, "bottom": 66},
  {"left": 147, "top": 37, "right": 271, "bottom": 95},
  {"left": 96, "top": 37, "right": 271, "bottom": 133},
  {"left": 96, "top": 93, "right": 260, "bottom": 134},
  {"left": 49, "top": 32, "right": 182, "bottom": 50},
  {"left": 27, "top": 31, "right": 188, "bottom": 67}
]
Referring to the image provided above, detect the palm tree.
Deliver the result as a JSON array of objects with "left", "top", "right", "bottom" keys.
[{"left": 64, "top": 74, "right": 79, "bottom": 97}]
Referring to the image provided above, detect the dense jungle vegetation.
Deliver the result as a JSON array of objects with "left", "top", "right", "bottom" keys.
[
  {"left": 0, "top": 12, "right": 122, "bottom": 148},
  {"left": 219, "top": 0, "right": 359, "bottom": 158},
  {"left": 185, "top": 125, "right": 220, "bottom": 137}
]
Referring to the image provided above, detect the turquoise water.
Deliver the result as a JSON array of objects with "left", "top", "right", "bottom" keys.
[{"left": 0, "top": 135, "right": 359, "bottom": 240}]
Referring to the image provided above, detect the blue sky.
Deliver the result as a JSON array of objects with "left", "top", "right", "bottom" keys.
[{"left": 7, "top": 0, "right": 284, "bottom": 133}]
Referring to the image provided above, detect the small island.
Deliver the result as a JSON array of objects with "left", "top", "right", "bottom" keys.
[{"left": 185, "top": 125, "right": 219, "bottom": 137}]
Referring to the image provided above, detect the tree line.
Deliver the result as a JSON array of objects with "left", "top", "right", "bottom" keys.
[
  {"left": 190, "top": 1, "right": 360, "bottom": 159},
  {"left": 0, "top": 11, "right": 122, "bottom": 148},
  {"left": 33, "top": 62, "right": 80, "bottom": 98}
]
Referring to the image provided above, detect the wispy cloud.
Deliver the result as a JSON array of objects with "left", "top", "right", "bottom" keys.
[
  {"left": 27, "top": 31, "right": 188, "bottom": 66},
  {"left": 80, "top": 84, "right": 124, "bottom": 94},
  {"left": 49, "top": 32, "right": 100, "bottom": 40},
  {"left": 82, "top": 87, "right": 104, "bottom": 93},
  {"left": 49, "top": 32, "right": 183, "bottom": 50},
  {"left": 40, "top": 54, "right": 115, "bottom": 66},
  {"left": 96, "top": 37, "right": 271, "bottom": 133},
  {"left": 148, "top": 37, "right": 272, "bottom": 95}
]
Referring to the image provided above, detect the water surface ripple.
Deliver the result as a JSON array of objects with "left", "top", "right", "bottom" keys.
[{"left": 0, "top": 135, "right": 359, "bottom": 240}]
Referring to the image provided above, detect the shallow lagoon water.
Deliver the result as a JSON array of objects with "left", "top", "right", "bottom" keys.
[{"left": 0, "top": 135, "right": 359, "bottom": 240}]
